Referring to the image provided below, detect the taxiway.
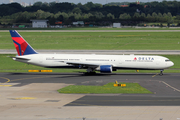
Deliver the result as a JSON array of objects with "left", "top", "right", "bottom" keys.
[{"left": 0, "top": 73, "right": 180, "bottom": 120}]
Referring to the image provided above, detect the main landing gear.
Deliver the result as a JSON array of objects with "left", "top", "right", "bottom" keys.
[
  {"left": 159, "top": 69, "right": 164, "bottom": 76},
  {"left": 83, "top": 68, "right": 96, "bottom": 75}
]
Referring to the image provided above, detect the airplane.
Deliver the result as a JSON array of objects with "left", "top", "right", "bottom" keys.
[{"left": 9, "top": 30, "right": 174, "bottom": 75}]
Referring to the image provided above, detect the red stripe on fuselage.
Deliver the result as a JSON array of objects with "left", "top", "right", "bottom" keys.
[{"left": 12, "top": 37, "right": 28, "bottom": 56}]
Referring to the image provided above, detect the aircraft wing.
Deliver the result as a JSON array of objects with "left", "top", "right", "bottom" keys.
[{"left": 59, "top": 61, "right": 110, "bottom": 68}]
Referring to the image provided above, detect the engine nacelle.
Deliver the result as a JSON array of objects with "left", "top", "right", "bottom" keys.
[{"left": 96, "top": 65, "right": 112, "bottom": 73}]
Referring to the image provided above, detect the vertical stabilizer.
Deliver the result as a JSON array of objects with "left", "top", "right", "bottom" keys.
[{"left": 9, "top": 30, "right": 38, "bottom": 56}]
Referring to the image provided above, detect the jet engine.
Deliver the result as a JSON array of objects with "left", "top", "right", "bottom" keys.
[{"left": 96, "top": 65, "right": 112, "bottom": 73}]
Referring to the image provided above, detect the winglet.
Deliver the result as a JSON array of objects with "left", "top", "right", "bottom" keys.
[{"left": 9, "top": 30, "right": 38, "bottom": 56}]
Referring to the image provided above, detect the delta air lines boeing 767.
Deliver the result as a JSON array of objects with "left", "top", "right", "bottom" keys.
[{"left": 9, "top": 30, "right": 174, "bottom": 75}]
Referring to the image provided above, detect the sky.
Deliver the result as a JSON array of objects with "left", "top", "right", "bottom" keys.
[{"left": 0, "top": 0, "right": 179, "bottom": 5}]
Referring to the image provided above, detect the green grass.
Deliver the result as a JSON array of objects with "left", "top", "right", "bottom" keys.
[
  {"left": 0, "top": 54, "right": 179, "bottom": 73},
  {"left": 57, "top": 82, "right": 152, "bottom": 94},
  {"left": 1, "top": 31, "right": 180, "bottom": 50}
]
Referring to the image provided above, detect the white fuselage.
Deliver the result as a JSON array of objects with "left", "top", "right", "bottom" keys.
[{"left": 14, "top": 53, "right": 174, "bottom": 70}]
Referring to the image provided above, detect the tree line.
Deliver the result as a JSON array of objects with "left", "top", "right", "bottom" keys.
[{"left": 0, "top": 1, "right": 180, "bottom": 26}]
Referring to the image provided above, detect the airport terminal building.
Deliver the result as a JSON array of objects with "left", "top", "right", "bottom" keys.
[{"left": 31, "top": 20, "right": 48, "bottom": 28}]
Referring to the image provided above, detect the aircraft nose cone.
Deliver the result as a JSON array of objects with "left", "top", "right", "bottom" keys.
[{"left": 170, "top": 61, "right": 174, "bottom": 67}]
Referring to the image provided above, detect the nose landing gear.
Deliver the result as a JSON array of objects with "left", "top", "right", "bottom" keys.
[{"left": 159, "top": 69, "right": 164, "bottom": 76}]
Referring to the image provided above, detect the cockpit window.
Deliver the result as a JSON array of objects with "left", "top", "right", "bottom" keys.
[{"left": 165, "top": 59, "right": 171, "bottom": 62}]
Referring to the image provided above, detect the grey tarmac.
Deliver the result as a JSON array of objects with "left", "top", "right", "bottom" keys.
[{"left": 0, "top": 72, "right": 180, "bottom": 120}]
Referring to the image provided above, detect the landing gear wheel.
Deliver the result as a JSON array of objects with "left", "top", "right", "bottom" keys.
[
  {"left": 159, "top": 69, "right": 164, "bottom": 76},
  {"left": 159, "top": 72, "right": 163, "bottom": 76},
  {"left": 85, "top": 68, "right": 96, "bottom": 75}
]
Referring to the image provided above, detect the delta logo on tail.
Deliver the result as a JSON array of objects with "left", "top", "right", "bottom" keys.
[{"left": 9, "top": 30, "right": 37, "bottom": 56}]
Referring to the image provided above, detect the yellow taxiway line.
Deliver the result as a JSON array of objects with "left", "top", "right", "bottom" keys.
[
  {"left": 152, "top": 73, "right": 159, "bottom": 77},
  {"left": 0, "top": 77, "right": 12, "bottom": 87},
  {"left": 10, "top": 97, "right": 36, "bottom": 100}
]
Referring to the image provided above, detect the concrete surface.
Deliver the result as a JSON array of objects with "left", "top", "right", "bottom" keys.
[{"left": 0, "top": 73, "right": 180, "bottom": 120}]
